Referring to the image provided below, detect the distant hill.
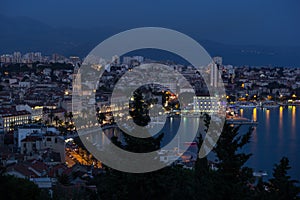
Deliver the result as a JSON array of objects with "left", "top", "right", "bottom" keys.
[
  {"left": 0, "top": 14, "right": 121, "bottom": 56},
  {"left": 1, "top": 14, "right": 300, "bottom": 67}
]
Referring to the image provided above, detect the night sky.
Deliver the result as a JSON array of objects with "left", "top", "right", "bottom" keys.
[{"left": 1, "top": 0, "right": 300, "bottom": 46}]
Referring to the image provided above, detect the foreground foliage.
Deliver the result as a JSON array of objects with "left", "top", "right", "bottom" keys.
[
  {"left": 1, "top": 121, "right": 299, "bottom": 199},
  {"left": 90, "top": 121, "right": 300, "bottom": 200}
]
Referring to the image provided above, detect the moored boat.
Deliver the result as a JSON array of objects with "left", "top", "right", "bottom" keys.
[
  {"left": 238, "top": 101, "right": 258, "bottom": 108},
  {"left": 262, "top": 100, "right": 279, "bottom": 109}
]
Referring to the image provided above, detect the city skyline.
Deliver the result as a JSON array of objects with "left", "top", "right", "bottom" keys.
[
  {"left": 1, "top": 1, "right": 300, "bottom": 199},
  {"left": 1, "top": 0, "right": 300, "bottom": 67}
]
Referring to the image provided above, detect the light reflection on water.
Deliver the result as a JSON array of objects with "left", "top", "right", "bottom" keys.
[
  {"left": 161, "top": 107, "right": 299, "bottom": 180},
  {"left": 253, "top": 108, "right": 257, "bottom": 122},
  {"left": 278, "top": 106, "right": 283, "bottom": 146},
  {"left": 240, "top": 108, "right": 244, "bottom": 117},
  {"left": 239, "top": 106, "right": 299, "bottom": 181},
  {"left": 94, "top": 106, "right": 299, "bottom": 181},
  {"left": 265, "top": 109, "right": 270, "bottom": 137},
  {"left": 292, "top": 106, "right": 296, "bottom": 137}
]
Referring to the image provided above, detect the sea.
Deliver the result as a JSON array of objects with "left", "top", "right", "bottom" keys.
[{"left": 100, "top": 106, "right": 299, "bottom": 180}]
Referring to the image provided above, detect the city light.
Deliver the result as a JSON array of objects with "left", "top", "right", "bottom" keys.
[{"left": 1, "top": 1, "right": 300, "bottom": 199}]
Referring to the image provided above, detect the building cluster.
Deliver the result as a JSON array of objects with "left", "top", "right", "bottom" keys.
[
  {"left": 1, "top": 52, "right": 299, "bottom": 131},
  {"left": 220, "top": 64, "right": 300, "bottom": 100},
  {"left": 0, "top": 60, "right": 79, "bottom": 132},
  {"left": 2, "top": 156, "right": 99, "bottom": 197},
  {"left": 0, "top": 51, "right": 81, "bottom": 66},
  {"left": 0, "top": 121, "right": 100, "bottom": 195},
  {"left": 0, "top": 51, "right": 299, "bottom": 195},
  {"left": 203, "top": 56, "right": 300, "bottom": 102},
  {"left": 88, "top": 55, "right": 214, "bottom": 116}
]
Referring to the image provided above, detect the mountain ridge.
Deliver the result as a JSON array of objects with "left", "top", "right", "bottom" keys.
[{"left": 1, "top": 15, "right": 300, "bottom": 67}]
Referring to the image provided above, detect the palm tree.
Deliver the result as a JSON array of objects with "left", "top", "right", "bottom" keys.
[
  {"left": 48, "top": 111, "right": 54, "bottom": 124},
  {"left": 64, "top": 112, "right": 68, "bottom": 123},
  {"left": 68, "top": 112, "right": 73, "bottom": 122},
  {"left": 54, "top": 116, "right": 59, "bottom": 126},
  {"left": 96, "top": 107, "right": 100, "bottom": 114}
]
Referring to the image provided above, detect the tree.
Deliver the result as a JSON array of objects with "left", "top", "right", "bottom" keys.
[
  {"left": 119, "top": 110, "right": 164, "bottom": 152},
  {"left": 129, "top": 90, "right": 150, "bottom": 126},
  {"left": 68, "top": 112, "right": 74, "bottom": 122},
  {"left": 48, "top": 111, "right": 54, "bottom": 124},
  {"left": 97, "top": 113, "right": 106, "bottom": 125},
  {"left": 193, "top": 113, "right": 212, "bottom": 199},
  {"left": 64, "top": 112, "right": 68, "bottom": 123},
  {"left": 85, "top": 115, "right": 300, "bottom": 200},
  {"left": 92, "top": 127, "right": 195, "bottom": 200},
  {"left": 267, "top": 157, "right": 300, "bottom": 200},
  {"left": 212, "top": 123, "right": 255, "bottom": 199},
  {"left": 58, "top": 173, "right": 70, "bottom": 186},
  {"left": 194, "top": 113, "right": 211, "bottom": 178},
  {"left": 53, "top": 116, "right": 59, "bottom": 126},
  {"left": 96, "top": 107, "right": 100, "bottom": 114},
  {"left": 0, "top": 174, "right": 44, "bottom": 200}
]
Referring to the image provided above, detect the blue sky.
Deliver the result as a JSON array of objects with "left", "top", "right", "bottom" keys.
[{"left": 1, "top": 0, "right": 300, "bottom": 46}]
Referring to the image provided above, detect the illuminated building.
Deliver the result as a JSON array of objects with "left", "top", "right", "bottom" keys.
[
  {"left": 193, "top": 96, "right": 220, "bottom": 113},
  {"left": 0, "top": 110, "right": 31, "bottom": 133}
]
